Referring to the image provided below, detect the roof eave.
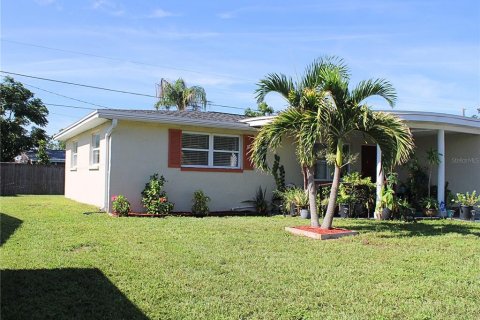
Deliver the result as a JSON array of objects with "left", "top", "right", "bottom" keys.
[{"left": 54, "top": 110, "right": 257, "bottom": 141}]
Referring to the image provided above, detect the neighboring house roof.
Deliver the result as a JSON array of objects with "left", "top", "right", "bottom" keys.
[
  {"left": 14, "top": 149, "right": 65, "bottom": 163},
  {"left": 54, "top": 109, "right": 254, "bottom": 141},
  {"left": 54, "top": 109, "right": 480, "bottom": 141}
]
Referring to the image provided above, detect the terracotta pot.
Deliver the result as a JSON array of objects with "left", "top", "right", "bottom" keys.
[{"left": 425, "top": 208, "right": 437, "bottom": 217}]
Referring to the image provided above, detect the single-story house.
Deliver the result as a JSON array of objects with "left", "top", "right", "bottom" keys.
[{"left": 54, "top": 109, "right": 480, "bottom": 214}]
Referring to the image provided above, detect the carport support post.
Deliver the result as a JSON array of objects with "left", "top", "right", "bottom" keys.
[
  {"left": 437, "top": 129, "right": 445, "bottom": 208},
  {"left": 375, "top": 144, "right": 383, "bottom": 219}
]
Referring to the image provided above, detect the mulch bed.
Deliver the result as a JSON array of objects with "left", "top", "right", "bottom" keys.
[
  {"left": 293, "top": 226, "right": 358, "bottom": 235},
  {"left": 285, "top": 226, "right": 359, "bottom": 240}
]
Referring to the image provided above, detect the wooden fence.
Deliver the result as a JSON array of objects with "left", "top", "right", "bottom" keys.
[{"left": 0, "top": 163, "right": 65, "bottom": 195}]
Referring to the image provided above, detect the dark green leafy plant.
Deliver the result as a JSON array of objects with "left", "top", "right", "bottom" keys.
[
  {"left": 112, "top": 195, "right": 130, "bottom": 217},
  {"left": 36, "top": 140, "right": 50, "bottom": 165},
  {"left": 141, "top": 173, "right": 174, "bottom": 215},
  {"left": 243, "top": 186, "right": 269, "bottom": 215},
  {"left": 271, "top": 154, "right": 286, "bottom": 192},
  {"left": 421, "top": 197, "right": 439, "bottom": 210},
  {"left": 404, "top": 156, "right": 428, "bottom": 210},
  {"left": 192, "top": 190, "right": 210, "bottom": 217}
]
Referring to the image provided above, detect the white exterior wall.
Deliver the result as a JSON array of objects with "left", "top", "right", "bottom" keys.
[
  {"left": 406, "top": 132, "right": 480, "bottom": 194},
  {"left": 64, "top": 122, "right": 110, "bottom": 208},
  {"left": 108, "top": 121, "right": 302, "bottom": 212}
]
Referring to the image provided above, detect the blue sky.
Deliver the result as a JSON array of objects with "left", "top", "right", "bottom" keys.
[{"left": 1, "top": 0, "right": 479, "bottom": 135}]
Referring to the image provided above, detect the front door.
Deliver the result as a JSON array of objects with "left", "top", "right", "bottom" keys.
[{"left": 361, "top": 145, "right": 377, "bottom": 183}]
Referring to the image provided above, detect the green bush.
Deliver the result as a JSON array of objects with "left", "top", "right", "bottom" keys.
[
  {"left": 192, "top": 190, "right": 210, "bottom": 217},
  {"left": 243, "top": 186, "right": 269, "bottom": 215},
  {"left": 112, "top": 195, "right": 130, "bottom": 216},
  {"left": 141, "top": 173, "right": 174, "bottom": 215}
]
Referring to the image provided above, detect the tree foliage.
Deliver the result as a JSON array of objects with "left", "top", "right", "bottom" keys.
[
  {"left": 1, "top": 76, "right": 49, "bottom": 161},
  {"left": 36, "top": 140, "right": 51, "bottom": 165},
  {"left": 244, "top": 102, "right": 275, "bottom": 117},
  {"left": 155, "top": 78, "right": 207, "bottom": 111},
  {"left": 250, "top": 56, "right": 414, "bottom": 229}
]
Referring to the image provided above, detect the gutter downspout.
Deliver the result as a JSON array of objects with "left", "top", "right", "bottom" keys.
[{"left": 103, "top": 119, "right": 118, "bottom": 213}]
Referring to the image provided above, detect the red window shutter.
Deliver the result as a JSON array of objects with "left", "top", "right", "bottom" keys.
[
  {"left": 243, "top": 134, "right": 255, "bottom": 170},
  {"left": 168, "top": 129, "right": 182, "bottom": 168}
]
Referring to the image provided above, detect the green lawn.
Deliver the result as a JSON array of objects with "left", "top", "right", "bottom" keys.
[{"left": 1, "top": 196, "right": 479, "bottom": 319}]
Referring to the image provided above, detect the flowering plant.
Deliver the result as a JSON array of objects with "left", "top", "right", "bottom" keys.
[
  {"left": 141, "top": 173, "right": 174, "bottom": 215},
  {"left": 112, "top": 195, "right": 130, "bottom": 216}
]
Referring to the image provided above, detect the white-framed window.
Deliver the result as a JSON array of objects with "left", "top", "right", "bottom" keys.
[
  {"left": 181, "top": 132, "right": 240, "bottom": 168},
  {"left": 71, "top": 141, "right": 78, "bottom": 168},
  {"left": 314, "top": 144, "right": 350, "bottom": 181},
  {"left": 91, "top": 134, "right": 100, "bottom": 165}
]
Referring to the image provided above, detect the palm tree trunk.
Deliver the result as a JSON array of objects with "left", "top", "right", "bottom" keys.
[
  {"left": 321, "top": 141, "right": 343, "bottom": 230},
  {"left": 302, "top": 166, "right": 308, "bottom": 190},
  {"left": 321, "top": 164, "right": 341, "bottom": 229},
  {"left": 306, "top": 166, "right": 319, "bottom": 227}
]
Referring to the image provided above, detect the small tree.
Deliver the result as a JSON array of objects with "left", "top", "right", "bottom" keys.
[
  {"left": 36, "top": 140, "right": 50, "bottom": 165},
  {"left": 244, "top": 102, "right": 274, "bottom": 117},
  {"left": 1, "top": 76, "right": 49, "bottom": 161},
  {"left": 426, "top": 148, "right": 441, "bottom": 198}
]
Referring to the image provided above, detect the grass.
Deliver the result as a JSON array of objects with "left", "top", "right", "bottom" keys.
[{"left": 1, "top": 195, "right": 479, "bottom": 319}]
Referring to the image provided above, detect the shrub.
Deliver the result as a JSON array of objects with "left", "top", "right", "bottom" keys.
[
  {"left": 454, "top": 191, "right": 480, "bottom": 207},
  {"left": 141, "top": 173, "right": 174, "bottom": 215},
  {"left": 243, "top": 186, "right": 269, "bottom": 216},
  {"left": 192, "top": 190, "right": 210, "bottom": 217},
  {"left": 112, "top": 195, "right": 130, "bottom": 216}
]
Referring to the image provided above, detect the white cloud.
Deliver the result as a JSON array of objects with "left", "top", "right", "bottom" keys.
[
  {"left": 218, "top": 12, "right": 234, "bottom": 19},
  {"left": 148, "top": 9, "right": 175, "bottom": 18},
  {"left": 91, "top": 0, "right": 125, "bottom": 16}
]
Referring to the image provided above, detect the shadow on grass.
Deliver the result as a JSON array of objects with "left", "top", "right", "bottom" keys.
[
  {"left": 0, "top": 213, "right": 23, "bottom": 246},
  {"left": 1, "top": 268, "right": 148, "bottom": 320},
  {"left": 343, "top": 220, "right": 480, "bottom": 238}
]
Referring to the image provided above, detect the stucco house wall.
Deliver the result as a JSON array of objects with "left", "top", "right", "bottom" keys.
[
  {"left": 108, "top": 120, "right": 302, "bottom": 212},
  {"left": 64, "top": 122, "right": 110, "bottom": 208},
  {"left": 413, "top": 133, "right": 480, "bottom": 194}
]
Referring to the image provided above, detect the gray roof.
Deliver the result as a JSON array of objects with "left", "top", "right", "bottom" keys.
[{"left": 106, "top": 109, "right": 248, "bottom": 124}]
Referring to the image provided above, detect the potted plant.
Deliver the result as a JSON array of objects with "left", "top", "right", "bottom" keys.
[
  {"left": 421, "top": 197, "right": 439, "bottom": 217},
  {"left": 397, "top": 198, "right": 414, "bottom": 221},
  {"left": 381, "top": 187, "right": 395, "bottom": 220},
  {"left": 291, "top": 188, "right": 309, "bottom": 219},
  {"left": 280, "top": 187, "right": 298, "bottom": 216},
  {"left": 337, "top": 187, "right": 352, "bottom": 218},
  {"left": 454, "top": 191, "right": 480, "bottom": 220}
]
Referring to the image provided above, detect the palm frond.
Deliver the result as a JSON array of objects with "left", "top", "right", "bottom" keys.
[
  {"left": 249, "top": 108, "right": 304, "bottom": 170},
  {"left": 360, "top": 110, "right": 414, "bottom": 170},
  {"left": 301, "top": 55, "right": 350, "bottom": 89},
  {"left": 255, "top": 73, "right": 295, "bottom": 103},
  {"left": 349, "top": 79, "right": 397, "bottom": 108}
]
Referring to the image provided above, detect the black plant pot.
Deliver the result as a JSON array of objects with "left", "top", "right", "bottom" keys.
[
  {"left": 459, "top": 205, "right": 473, "bottom": 220},
  {"left": 339, "top": 204, "right": 349, "bottom": 218},
  {"left": 382, "top": 208, "right": 392, "bottom": 220}
]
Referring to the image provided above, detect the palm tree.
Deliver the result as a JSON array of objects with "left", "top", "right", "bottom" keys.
[
  {"left": 250, "top": 57, "right": 414, "bottom": 229},
  {"left": 250, "top": 56, "right": 349, "bottom": 227},
  {"left": 314, "top": 65, "right": 414, "bottom": 229},
  {"left": 155, "top": 78, "right": 207, "bottom": 111}
]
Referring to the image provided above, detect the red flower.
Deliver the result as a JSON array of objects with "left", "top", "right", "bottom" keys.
[
  {"left": 111, "top": 195, "right": 118, "bottom": 201},
  {"left": 159, "top": 197, "right": 166, "bottom": 203}
]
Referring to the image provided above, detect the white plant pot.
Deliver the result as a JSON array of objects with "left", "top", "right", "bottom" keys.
[{"left": 300, "top": 209, "right": 310, "bottom": 219}]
